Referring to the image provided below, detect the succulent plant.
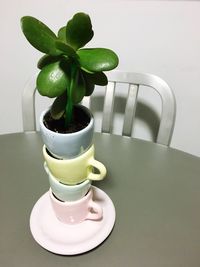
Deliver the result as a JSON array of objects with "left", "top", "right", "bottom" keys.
[{"left": 21, "top": 12, "right": 119, "bottom": 127}]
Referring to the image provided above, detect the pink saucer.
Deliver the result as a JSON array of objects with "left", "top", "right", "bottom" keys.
[{"left": 30, "top": 186, "right": 116, "bottom": 255}]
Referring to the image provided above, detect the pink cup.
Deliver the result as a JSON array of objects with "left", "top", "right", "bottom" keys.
[{"left": 49, "top": 188, "right": 103, "bottom": 225}]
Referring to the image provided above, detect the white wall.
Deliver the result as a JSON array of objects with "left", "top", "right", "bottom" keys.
[{"left": 1, "top": 0, "right": 200, "bottom": 157}]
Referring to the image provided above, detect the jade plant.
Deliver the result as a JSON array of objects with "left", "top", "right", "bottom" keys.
[{"left": 21, "top": 12, "right": 119, "bottom": 128}]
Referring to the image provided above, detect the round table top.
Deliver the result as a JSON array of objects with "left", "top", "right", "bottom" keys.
[{"left": 1, "top": 132, "right": 200, "bottom": 267}]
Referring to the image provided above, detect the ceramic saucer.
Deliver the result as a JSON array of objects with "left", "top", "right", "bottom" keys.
[{"left": 30, "top": 186, "right": 116, "bottom": 255}]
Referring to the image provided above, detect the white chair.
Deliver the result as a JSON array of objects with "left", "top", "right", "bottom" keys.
[{"left": 22, "top": 71, "right": 176, "bottom": 146}]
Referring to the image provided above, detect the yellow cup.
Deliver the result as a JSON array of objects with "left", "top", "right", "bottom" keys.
[{"left": 43, "top": 145, "right": 107, "bottom": 185}]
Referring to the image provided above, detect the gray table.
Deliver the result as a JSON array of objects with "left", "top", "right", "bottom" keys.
[{"left": 0, "top": 132, "right": 200, "bottom": 267}]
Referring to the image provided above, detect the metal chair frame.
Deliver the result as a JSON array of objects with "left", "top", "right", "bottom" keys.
[{"left": 22, "top": 71, "right": 176, "bottom": 146}]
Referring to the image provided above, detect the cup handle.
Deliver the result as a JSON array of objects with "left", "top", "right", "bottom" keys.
[
  {"left": 87, "top": 158, "right": 107, "bottom": 181},
  {"left": 86, "top": 200, "right": 103, "bottom": 221}
]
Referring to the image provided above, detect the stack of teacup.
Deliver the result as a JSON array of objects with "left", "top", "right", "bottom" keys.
[{"left": 40, "top": 106, "right": 107, "bottom": 225}]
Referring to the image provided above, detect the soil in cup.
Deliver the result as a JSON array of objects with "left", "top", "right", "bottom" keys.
[{"left": 44, "top": 106, "right": 90, "bottom": 134}]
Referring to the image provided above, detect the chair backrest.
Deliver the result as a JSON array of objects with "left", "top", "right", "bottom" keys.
[{"left": 22, "top": 71, "right": 176, "bottom": 146}]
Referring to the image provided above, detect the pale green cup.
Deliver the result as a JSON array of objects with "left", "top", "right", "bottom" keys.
[{"left": 44, "top": 162, "right": 92, "bottom": 202}]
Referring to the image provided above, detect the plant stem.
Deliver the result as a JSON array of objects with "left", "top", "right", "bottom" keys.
[
  {"left": 65, "top": 64, "right": 77, "bottom": 128},
  {"left": 65, "top": 92, "right": 73, "bottom": 127}
]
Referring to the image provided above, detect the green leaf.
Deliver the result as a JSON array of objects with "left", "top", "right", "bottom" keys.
[
  {"left": 37, "top": 55, "right": 62, "bottom": 69},
  {"left": 83, "top": 77, "right": 95, "bottom": 96},
  {"left": 21, "top": 16, "right": 61, "bottom": 56},
  {"left": 57, "top": 26, "right": 66, "bottom": 42},
  {"left": 72, "top": 71, "right": 86, "bottom": 103},
  {"left": 79, "top": 67, "right": 94, "bottom": 74},
  {"left": 81, "top": 71, "right": 108, "bottom": 96},
  {"left": 65, "top": 13, "right": 94, "bottom": 50},
  {"left": 50, "top": 92, "right": 67, "bottom": 120},
  {"left": 55, "top": 41, "right": 78, "bottom": 59},
  {"left": 36, "top": 61, "right": 70, "bottom": 98},
  {"left": 83, "top": 72, "right": 108, "bottom": 86},
  {"left": 77, "top": 48, "right": 119, "bottom": 72}
]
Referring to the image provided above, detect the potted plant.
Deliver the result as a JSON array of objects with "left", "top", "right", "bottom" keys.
[{"left": 21, "top": 12, "right": 119, "bottom": 159}]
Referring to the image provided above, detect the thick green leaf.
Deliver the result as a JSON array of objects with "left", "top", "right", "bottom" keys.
[
  {"left": 79, "top": 67, "right": 94, "bottom": 74},
  {"left": 72, "top": 71, "right": 86, "bottom": 103},
  {"left": 37, "top": 55, "right": 62, "bottom": 69},
  {"left": 81, "top": 71, "right": 108, "bottom": 96},
  {"left": 77, "top": 48, "right": 119, "bottom": 72},
  {"left": 82, "top": 71, "right": 108, "bottom": 96},
  {"left": 83, "top": 72, "right": 108, "bottom": 86},
  {"left": 55, "top": 41, "right": 78, "bottom": 59},
  {"left": 57, "top": 26, "right": 66, "bottom": 42},
  {"left": 21, "top": 16, "right": 61, "bottom": 56},
  {"left": 50, "top": 92, "right": 67, "bottom": 119},
  {"left": 66, "top": 13, "right": 94, "bottom": 50},
  {"left": 83, "top": 77, "right": 95, "bottom": 96},
  {"left": 36, "top": 61, "right": 70, "bottom": 98}
]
